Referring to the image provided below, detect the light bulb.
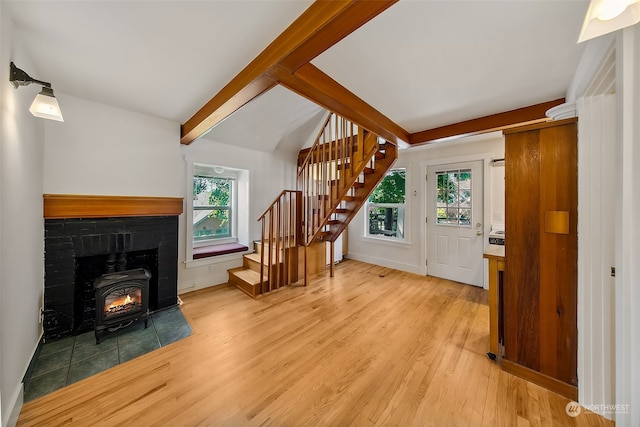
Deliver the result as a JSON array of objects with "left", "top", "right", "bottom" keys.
[{"left": 595, "top": 0, "right": 631, "bottom": 20}]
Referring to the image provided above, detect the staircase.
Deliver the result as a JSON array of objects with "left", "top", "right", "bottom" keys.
[
  {"left": 227, "top": 230, "right": 296, "bottom": 298},
  {"left": 228, "top": 113, "right": 398, "bottom": 297}
]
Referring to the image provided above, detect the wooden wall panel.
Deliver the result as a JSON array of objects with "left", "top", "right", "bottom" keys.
[
  {"left": 504, "top": 130, "right": 541, "bottom": 368},
  {"left": 539, "top": 123, "right": 578, "bottom": 386},
  {"left": 539, "top": 127, "right": 559, "bottom": 379},
  {"left": 503, "top": 118, "right": 577, "bottom": 397}
]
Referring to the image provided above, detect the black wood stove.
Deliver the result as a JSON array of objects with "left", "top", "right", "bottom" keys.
[{"left": 94, "top": 268, "right": 150, "bottom": 344}]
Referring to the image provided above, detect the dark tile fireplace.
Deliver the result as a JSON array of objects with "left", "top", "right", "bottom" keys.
[{"left": 43, "top": 195, "right": 182, "bottom": 340}]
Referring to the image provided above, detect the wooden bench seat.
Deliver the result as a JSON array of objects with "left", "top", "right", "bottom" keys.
[{"left": 193, "top": 242, "right": 249, "bottom": 259}]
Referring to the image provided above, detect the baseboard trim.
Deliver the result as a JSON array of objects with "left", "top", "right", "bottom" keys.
[
  {"left": 4, "top": 330, "right": 44, "bottom": 427},
  {"left": 501, "top": 359, "right": 578, "bottom": 401},
  {"left": 3, "top": 382, "right": 23, "bottom": 427},
  {"left": 345, "top": 253, "right": 423, "bottom": 275}
]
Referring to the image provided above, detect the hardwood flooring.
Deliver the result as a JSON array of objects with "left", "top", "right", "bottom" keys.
[{"left": 18, "top": 260, "right": 613, "bottom": 426}]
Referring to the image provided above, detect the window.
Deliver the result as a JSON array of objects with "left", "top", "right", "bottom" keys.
[
  {"left": 192, "top": 164, "right": 239, "bottom": 245},
  {"left": 193, "top": 175, "right": 234, "bottom": 241},
  {"left": 436, "top": 169, "right": 472, "bottom": 226},
  {"left": 186, "top": 162, "right": 250, "bottom": 264},
  {"left": 366, "top": 168, "right": 406, "bottom": 239}
]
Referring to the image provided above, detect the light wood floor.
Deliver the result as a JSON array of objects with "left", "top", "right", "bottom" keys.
[{"left": 18, "top": 260, "right": 613, "bottom": 426}]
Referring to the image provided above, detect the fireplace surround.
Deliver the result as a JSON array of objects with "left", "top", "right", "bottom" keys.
[{"left": 43, "top": 195, "right": 182, "bottom": 340}]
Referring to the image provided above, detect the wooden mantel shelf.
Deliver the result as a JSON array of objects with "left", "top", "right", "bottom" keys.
[{"left": 43, "top": 194, "right": 184, "bottom": 219}]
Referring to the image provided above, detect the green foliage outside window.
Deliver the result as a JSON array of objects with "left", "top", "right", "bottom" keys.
[
  {"left": 368, "top": 169, "right": 406, "bottom": 239},
  {"left": 193, "top": 175, "right": 233, "bottom": 240},
  {"left": 193, "top": 176, "right": 231, "bottom": 224},
  {"left": 436, "top": 171, "right": 471, "bottom": 204},
  {"left": 369, "top": 169, "right": 406, "bottom": 204}
]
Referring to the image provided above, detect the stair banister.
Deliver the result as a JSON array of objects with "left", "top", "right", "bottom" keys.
[
  {"left": 256, "top": 190, "right": 302, "bottom": 293},
  {"left": 235, "top": 113, "right": 397, "bottom": 296}
]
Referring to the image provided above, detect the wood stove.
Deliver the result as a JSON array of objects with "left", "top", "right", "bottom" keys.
[{"left": 94, "top": 268, "right": 150, "bottom": 344}]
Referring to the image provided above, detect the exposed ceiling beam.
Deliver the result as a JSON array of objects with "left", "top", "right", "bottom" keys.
[
  {"left": 181, "top": 0, "right": 399, "bottom": 145},
  {"left": 271, "top": 63, "right": 410, "bottom": 145},
  {"left": 408, "top": 98, "right": 566, "bottom": 145},
  {"left": 181, "top": 75, "right": 277, "bottom": 146}
]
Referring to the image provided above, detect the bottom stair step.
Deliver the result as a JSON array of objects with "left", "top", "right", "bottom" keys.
[{"left": 228, "top": 267, "right": 267, "bottom": 298}]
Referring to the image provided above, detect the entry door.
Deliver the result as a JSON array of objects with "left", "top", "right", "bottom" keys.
[{"left": 426, "top": 161, "right": 484, "bottom": 286}]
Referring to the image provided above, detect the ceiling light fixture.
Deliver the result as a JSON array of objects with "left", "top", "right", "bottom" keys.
[
  {"left": 9, "top": 62, "right": 64, "bottom": 122},
  {"left": 578, "top": 0, "right": 640, "bottom": 42}
]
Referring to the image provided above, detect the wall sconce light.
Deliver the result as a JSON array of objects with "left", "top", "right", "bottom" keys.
[
  {"left": 9, "top": 62, "right": 64, "bottom": 122},
  {"left": 578, "top": 0, "right": 640, "bottom": 43}
]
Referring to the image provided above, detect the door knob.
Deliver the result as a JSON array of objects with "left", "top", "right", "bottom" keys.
[{"left": 476, "top": 230, "right": 482, "bottom": 236}]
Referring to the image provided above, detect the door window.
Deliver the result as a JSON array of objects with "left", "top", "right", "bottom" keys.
[{"left": 436, "top": 169, "right": 472, "bottom": 226}]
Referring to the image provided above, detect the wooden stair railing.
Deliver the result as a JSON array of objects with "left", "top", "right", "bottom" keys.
[
  {"left": 325, "top": 140, "right": 397, "bottom": 240},
  {"left": 296, "top": 113, "right": 398, "bottom": 281},
  {"left": 257, "top": 190, "right": 302, "bottom": 294},
  {"left": 297, "top": 114, "right": 381, "bottom": 245},
  {"left": 228, "top": 112, "right": 397, "bottom": 298},
  {"left": 228, "top": 190, "right": 305, "bottom": 298}
]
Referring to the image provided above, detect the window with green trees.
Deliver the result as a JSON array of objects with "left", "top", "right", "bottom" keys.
[
  {"left": 193, "top": 173, "right": 235, "bottom": 241},
  {"left": 367, "top": 168, "right": 406, "bottom": 239}
]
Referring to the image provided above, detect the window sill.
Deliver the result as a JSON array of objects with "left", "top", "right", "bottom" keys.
[{"left": 361, "top": 235, "right": 412, "bottom": 248}]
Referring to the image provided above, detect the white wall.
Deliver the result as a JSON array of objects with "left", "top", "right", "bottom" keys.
[
  {"left": 577, "top": 93, "right": 616, "bottom": 417},
  {"left": 347, "top": 133, "right": 504, "bottom": 281},
  {"left": 614, "top": 26, "right": 640, "bottom": 426},
  {"left": 569, "top": 26, "right": 640, "bottom": 423},
  {"left": 490, "top": 162, "right": 505, "bottom": 228},
  {"left": 43, "top": 94, "right": 183, "bottom": 197},
  {"left": 571, "top": 34, "right": 617, "bottom": 417},
  {"left": 0, "top": 7, "right": 46, "bottom": 426}
]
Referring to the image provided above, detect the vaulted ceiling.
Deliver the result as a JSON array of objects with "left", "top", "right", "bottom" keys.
[{"left": 4, "top": 0, "right": 589, "bottom": 151}]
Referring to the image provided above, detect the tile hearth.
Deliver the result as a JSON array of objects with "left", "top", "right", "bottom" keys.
[{"left": 23, "top": 306, "right": 191, "bottom": 402}]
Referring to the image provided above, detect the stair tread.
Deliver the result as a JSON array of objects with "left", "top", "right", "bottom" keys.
[
  {"left": 228, "top": 267, "right": 267, "bottom": 286},
  {"left": 253, "top": 240, "right": 297, "bottom": 250},
  {"left": 245, "top": 252, "right": 282, "bottom": 264}
]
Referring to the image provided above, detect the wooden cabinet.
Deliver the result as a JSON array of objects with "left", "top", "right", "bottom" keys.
[
  {"left": 502, "top": 118, "right": 578, "bottom": 400},
  {"left": 484, "top": 245, "right": 505, "bottom": 359}
]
